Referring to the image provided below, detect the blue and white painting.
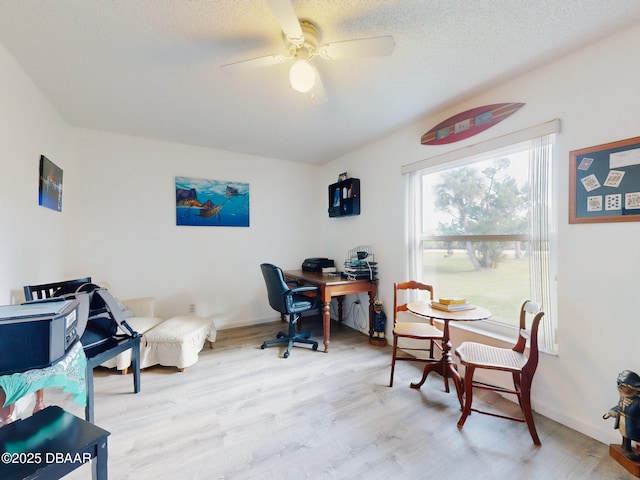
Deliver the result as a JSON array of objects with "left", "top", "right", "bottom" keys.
[{"left": 175, "top": 176, "right": 249, "bottom": 227}]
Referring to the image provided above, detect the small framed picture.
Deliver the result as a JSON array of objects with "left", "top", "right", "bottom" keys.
[{"left": 38, "top": 155, "right": 63, "bottom": 212}]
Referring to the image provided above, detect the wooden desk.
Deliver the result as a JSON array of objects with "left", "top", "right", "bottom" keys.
[
  {"left": 284, "top": 270, "right": 377, "bottom": 352},
  {"left": 407, "top": 301, "right": 491, "bottom": 407}
]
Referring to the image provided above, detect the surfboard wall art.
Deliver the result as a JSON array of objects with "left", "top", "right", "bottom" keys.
[{"left": 421, "top": 103, "right": 525, "bottom": 145}]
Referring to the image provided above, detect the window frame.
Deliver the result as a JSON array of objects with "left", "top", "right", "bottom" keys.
[{"left": 403, "top": 120, "right": 559, "bottom": 354}]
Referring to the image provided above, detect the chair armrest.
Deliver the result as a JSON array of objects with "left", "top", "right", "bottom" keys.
[
  {"left": 287, "top": 286, "right": 321, "bottom": 308},
  {"left": 121, "top": 297, "right": 156, "bottom": 317},
  {"left": 288, "top": 286, "right": 319, "bottom": 294}
]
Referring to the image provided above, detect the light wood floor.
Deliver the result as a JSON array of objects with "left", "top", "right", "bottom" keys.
[{"left": 44, "top": 317, "right": 632, "bottom": 479}]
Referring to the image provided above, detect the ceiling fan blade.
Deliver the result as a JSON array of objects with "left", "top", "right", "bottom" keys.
[
  {"left": 319, "top": 35, "right": 395, "bottom": 60},
  {"left": 309, "top": 66, "right": 327, "bottom": 105},
  {"left": 220, "top": 53, "right": 288, "bottom": 73},
  {"left": 266, "top": 0, "right": 304, "bottom": 45}
]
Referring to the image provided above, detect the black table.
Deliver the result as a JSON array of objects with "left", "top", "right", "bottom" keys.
[{"left": 0, "top": 406, "right": 110, "bottom": 479}]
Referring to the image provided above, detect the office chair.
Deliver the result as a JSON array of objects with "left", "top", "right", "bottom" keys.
[
  {"left": 455, "top": 300, "right": 545, "bottom": 445},
  {"left": 260, "top": 263, "right": 320, "bottom": 358},
  {"left": 389, "top": 281, "right": 445, "bottom": 388}
]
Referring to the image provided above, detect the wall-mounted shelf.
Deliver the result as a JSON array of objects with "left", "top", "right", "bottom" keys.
[{"left": 328, "top": 178, "right": 360, "bottom": 217}]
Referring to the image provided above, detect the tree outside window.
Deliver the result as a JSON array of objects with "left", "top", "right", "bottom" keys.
[{"left": 420, "top": 148, "right": 535, "bottom": 324}]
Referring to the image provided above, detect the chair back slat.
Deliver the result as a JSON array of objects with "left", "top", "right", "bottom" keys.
[
  {"left": 24, "top": 277, "right": 92, "bottom": 301},
  {"left": 393, "top": 281, "right": 434, "bottom": 324}
]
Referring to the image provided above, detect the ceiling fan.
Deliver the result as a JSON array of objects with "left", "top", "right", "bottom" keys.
[{"left": 220, "top": 0, "right": 396, "bottom": 101}]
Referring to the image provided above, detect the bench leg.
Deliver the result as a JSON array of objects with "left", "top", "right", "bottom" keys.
[
  {"left": 132, "top": 337, "right": 141, "bottom": 393},
  {"left": 85, "top": 364, "right": 95, "bottom": 423}
]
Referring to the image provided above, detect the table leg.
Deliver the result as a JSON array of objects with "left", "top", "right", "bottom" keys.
[
  {"left": 322, "top": 301, "right": 330, "bottom": 352},
  {"left": 410, "top": 359, "right": 462, "bottom": 405},
  {"left": 0, "top": 389, "right": 14, "bottom": 424},
  {"left": 95, "top": 436, "right": 109, "bottom": 480},
  {"left": 33, "top": 389, "right": 45, "bottom": 413},
  {"left": 409, "top": 320, "right": 464, "bottom": 408},
  {"left": 410, "top": 361, "right": 446, "bottom": 389}
]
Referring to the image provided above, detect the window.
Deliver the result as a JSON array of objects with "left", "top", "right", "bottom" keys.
[{"left": 403, "top": 121, "right": 558, "bottom": 353}]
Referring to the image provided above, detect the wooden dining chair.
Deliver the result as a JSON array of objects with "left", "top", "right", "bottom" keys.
[
  {"left": 389, "top": 281, "right": 445, "bottom": 388},
  {"left": 455, "top": 300, "right": 545, "bottom": 445}
]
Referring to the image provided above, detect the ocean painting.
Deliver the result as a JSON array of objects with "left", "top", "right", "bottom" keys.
[{"left": 176, "top": 176, "right": 249, "bottom": 227}]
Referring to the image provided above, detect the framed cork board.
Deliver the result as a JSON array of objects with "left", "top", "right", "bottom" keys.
[{"left": 570, "top": 136, "right": 640, "bottom": 224}]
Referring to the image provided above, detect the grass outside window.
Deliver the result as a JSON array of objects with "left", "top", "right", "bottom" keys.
[{"left": 422, "top": 248, "right": 530, "bottom": 326}]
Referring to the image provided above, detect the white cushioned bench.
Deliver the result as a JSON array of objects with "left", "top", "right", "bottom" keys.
[
  {"left": 141, "top": 315, "right": 217, "bottom": 371},
  {"left": 100, "top": 296, "right": 164, "bottom": 373}
]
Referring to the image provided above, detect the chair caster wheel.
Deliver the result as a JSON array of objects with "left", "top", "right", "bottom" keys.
[
  {"left": 261, "top": 344, "right": 266, "bottom": 349},
  {"left": 312, "top": 344, "right": 318, "bottom": 351},
  {"left": 284, "top": 351, "right": 290, "bottom": 358}
]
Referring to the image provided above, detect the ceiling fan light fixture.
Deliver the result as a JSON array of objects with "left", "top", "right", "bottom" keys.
[{"left": 289, "top": 59, "right": 315, "bottom": 93}]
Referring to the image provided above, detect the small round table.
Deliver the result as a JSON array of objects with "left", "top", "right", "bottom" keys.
[{"left": 407, "top": 301, "right": 492, "bottom": 407}]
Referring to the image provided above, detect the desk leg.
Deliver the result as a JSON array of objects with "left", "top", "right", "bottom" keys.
[{"left": 321, "top": 301, "right": 331, "bottom": 353}]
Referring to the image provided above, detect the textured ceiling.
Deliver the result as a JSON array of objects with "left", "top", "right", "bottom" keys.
[{"left": 2, "top": 1, "right": 640, "bottom": 164}]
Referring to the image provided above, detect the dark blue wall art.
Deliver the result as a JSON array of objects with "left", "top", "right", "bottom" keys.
[{"left": 38, "top": 155, "right": 63, "bottom": 212}]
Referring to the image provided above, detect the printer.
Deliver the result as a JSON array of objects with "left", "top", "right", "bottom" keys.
[
  {"left": 302, "top": 257, "right": 335, "bottom": 272},
  {"left": 0, "top": 299, "right": 80, "bottom": 375}
]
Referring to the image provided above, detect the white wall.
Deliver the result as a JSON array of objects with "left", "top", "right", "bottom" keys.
[
  {"left": 67, "top": 129, "right": 323, "bottom": 326},
  {"left": 0, "top": 43, "right": 76, "bottom": 301},
  {"left": 320, "top": 23, "right": 640, "bottom": 444}
]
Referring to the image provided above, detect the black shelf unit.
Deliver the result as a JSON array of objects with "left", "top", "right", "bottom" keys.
[{"left": 328, "top": 178, "right": 360, "bottom": 217}]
